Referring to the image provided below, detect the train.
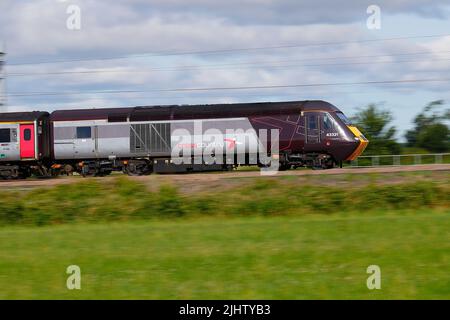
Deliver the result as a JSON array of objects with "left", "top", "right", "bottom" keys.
[{"left": 0, "top": 100, "right": 368, "bottom": 178}]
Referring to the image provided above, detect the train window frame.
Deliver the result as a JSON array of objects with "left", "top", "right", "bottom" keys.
[
  {"left": 323, "top": 113, "right": 334, "bottom": 130},
  {"left": 0, "top": 128, "right": 11, "bottom": 143},
  {"left": 24, "top": 129, "right": 32, "bottom": 141},
  {"left": 76, "top": 126, "right": 92, "bottom": 139},
  {"left": 307, "top": 114, "right": 318, "bottom": 130},
  {"left": 336, "top": 112, "right": 352, "bottom": 125}
]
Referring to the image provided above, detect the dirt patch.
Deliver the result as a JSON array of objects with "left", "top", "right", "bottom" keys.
[{"left": 0, "top": 164, "right": 448, "bottom": 193}]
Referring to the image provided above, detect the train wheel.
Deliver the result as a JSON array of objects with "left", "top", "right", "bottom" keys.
[
  {"left": 278, "top": 163, "right": 292, "bottom": 171},
  {"left": 124, "top": 160, "right": 152, "bottom": 176},
  {"left": 80, "top": 165, "right": 91, "bottom": 177},
  {"left": 312, "top": 160, "right": 335, "bottom": 170},
  {"left": 94, "top": 171, "right": 111, "bottom": 177},
  {"left": 17, "top": 167, "right": 32, "bottom": 179},
  {"left": 323, "top": 159, "right": 336, "bottom": 169}
]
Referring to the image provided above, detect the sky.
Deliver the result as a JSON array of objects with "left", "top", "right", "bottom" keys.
[{"left": 0, "top": 0, "right": 450, "bottom": 141}]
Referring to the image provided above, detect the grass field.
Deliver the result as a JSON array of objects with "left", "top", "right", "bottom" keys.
[
  {"left": 0, "top": 172, "right": 448, "bottom": 299},
  {"left": 1, "top": 172, "right": 449, "bottom": 226},
  {"left": 0, "top": 209, "right": 449, "bottom": 299}
]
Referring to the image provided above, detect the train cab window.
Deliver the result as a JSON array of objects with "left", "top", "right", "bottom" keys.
[
  {"left": 76, "top": 126, "right": 92, "bottom": 139},
  {"left": 307, "top": 115, "right": 318, "bottom": 130},
  {"left": 0, "top": 129, "right": 10, "bottom": 143},
  {"left": 24, "top": 129, "right": 32, "bottom": 141},
  {"left": 323, "top": 113, "right": 334, "bottom": 130},
  {"left": 336, "top": 112, "right": 352, "bottom": 125}
]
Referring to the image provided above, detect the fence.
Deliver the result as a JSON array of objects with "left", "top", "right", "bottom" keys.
[{"left": 349, "top": 153, "right": 450, "bottom": 167}]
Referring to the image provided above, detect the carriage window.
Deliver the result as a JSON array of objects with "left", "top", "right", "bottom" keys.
[
  {"left": 0, "top": 129, "right": 10, "bottom": 143},
  {"left": 24, "top": 129, "right": 32, "bottom": 141},
  {"left": 76, "top": 127, "right": 91, "bottom": 139},
  {"left": 323, "top": 114, "right": 334, "bottom": 130},
  {"left": 308, "top": 115, "right": 317, "bottom": 130}
]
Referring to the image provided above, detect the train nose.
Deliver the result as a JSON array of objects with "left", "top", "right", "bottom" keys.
[{"left": 345, "top": 126, "right": 369, "bottom": 161}]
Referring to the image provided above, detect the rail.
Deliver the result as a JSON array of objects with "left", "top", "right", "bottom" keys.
[{"left": 348, "top": 153, "right": 450, "bottom": 167}]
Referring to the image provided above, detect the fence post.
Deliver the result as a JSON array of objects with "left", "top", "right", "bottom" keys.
[
  {"left": 393, "top": 155, "right": 400, "bottom": 166},
  {"left": 372, "top": 156, "right": 379, "bottom": 167},
  {"left": 414, "top": 154, "right": 421, "bottom": 165},
  {"left": 435, "top": 154, "right": 443, "bottom": 164}
]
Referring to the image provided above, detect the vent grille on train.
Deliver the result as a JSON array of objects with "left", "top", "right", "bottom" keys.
[{"left": 130, "top": 123, "right": 171, "bottom": 154}]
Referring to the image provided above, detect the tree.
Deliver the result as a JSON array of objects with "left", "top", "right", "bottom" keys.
[
  {"left": 405, "top": 100, "right": 450, "bottom": 152},
  {"left": 416, "top": 123, "right": 449, "bottom": 152},
  {"left": 351, "top": 104, "right": 401, "bottom": 155}
]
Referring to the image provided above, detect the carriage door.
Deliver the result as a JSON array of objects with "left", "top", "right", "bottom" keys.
[
  {"left": 305, "top": 112, "right": 321, "bottom": 144},
  {"left": 74, "top": 126, "right": 97, "bottom": 158},
  {"left": 20, "top": 124, "right": 35, "bottom": 159}
]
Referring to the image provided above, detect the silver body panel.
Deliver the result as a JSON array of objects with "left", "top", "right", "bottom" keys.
[
  {"left": 53, "top": 118, "right": 260, "bottom": 160},
  {"left": 0, "top": 123, "right": 20, "bottom": 161}
]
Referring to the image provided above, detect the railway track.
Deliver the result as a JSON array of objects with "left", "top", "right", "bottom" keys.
[{"left": 0, "top": 164, "right": 448, "bottom": 189}]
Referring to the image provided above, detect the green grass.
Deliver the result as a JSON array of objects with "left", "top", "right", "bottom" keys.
[
  {"left": 0, "top": 175, "right": 448, "bottom": 299},
  {"left": 0, "top": 210, "right": 449, "bottom": 299},
  {"left": 0, "top": 177, "right": 448, "bottom": 226}
]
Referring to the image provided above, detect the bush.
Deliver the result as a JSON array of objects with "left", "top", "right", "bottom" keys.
[
  {"left": 155, "top": 185, "right": 185, "bottom": 217},
  {"left": 0, "top": 177, "right": 448, "bottom": 227}
]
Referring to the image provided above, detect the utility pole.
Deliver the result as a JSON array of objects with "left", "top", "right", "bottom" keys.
[{"left": 0, "top": 46, "right": 5, "bottom": 107}]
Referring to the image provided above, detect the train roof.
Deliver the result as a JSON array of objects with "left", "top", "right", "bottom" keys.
[
  {"left": 50, "top": 100, "right": 340, "bottom": 121},
  {"left": 50, "top": 107, "right": 132, "bottom": 121},
  {"left": 0, "top": 111, "right": 49, "bottom": 122}
]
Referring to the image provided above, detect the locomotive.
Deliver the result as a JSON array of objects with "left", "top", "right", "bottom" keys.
[{"left": 0, "top": 100, "right": 368, "bottom": 178}]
